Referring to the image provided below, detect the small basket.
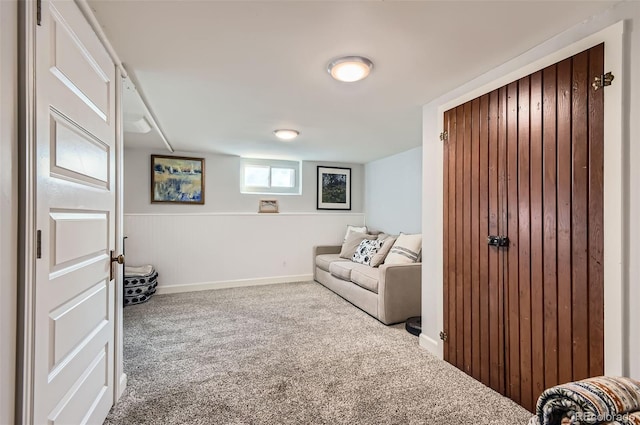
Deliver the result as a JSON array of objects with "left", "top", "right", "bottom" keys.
[{"left": 124, "top": 268, "right": 158, "bottom": 306}]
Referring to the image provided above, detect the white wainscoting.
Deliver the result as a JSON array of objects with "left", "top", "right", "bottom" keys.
[{"left": 123, "top": 213, "right": 364, "bottom": 293}]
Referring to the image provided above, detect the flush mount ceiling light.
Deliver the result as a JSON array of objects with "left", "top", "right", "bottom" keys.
[
  {"left": 273, "top": 129, "right": 299, "bottom": 141},
  {"left": 327, "top": 56, "right": 373, "bottom": 82}
]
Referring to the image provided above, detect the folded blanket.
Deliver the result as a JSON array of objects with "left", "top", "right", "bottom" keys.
[
  {"left": 124, "top": 265, "right": 155, "bottom": 277},
  {"left": 528, "top": 376, "right": 640, "bottom": 425}
]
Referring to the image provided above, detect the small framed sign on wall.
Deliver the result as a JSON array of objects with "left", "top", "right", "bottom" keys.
[
  {"left": 151, "top": 155, "right": 205, "bottom": 204},
  {"left": 317, "top": 166, "right": 351, "bottom": 210}
]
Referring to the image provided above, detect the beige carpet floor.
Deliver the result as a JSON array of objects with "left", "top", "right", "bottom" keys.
[{"left": 105, "top": 281, "right": 533, "bottom": 424}]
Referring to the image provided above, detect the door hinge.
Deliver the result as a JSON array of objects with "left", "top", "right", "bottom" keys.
[
  {"left": 439, "top": 131, "right": 448, "bottom": 142},
  {"left": 36, "top": 230, "right": 42, "bottom": 259},
  {"left": 36, "top": 0, "right": 42, "bottom": 26},
  {"left": 592, "top": 72, "right": 614, "bottom": 91},
  {"left": 439, "top": 331, "right": 448, "bottom": 342}
]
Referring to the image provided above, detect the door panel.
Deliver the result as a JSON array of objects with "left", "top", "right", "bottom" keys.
[
  {"left": 442, "top": 44, "right": 604, "bottom": 411},
  {"left": 505, "top": 81, "right": 520, "bottom": 404},
  {"left": 542, "top": 64, "right": 559, "bottom": 391},
  {"left": 34, "top": 1, "right": 116, "bottom": 423}
]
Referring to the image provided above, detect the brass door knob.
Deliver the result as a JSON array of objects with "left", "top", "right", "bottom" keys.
[{"left": 111, "top": 251, "right": 125, "bottom": 264}]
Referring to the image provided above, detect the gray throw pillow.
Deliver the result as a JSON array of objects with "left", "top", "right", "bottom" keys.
[
  {"left": 370, "top": 236, "right": 397, "bottom": 267},
  {"left": 339, "top": 232, "right": 376, "bottom": 259}
]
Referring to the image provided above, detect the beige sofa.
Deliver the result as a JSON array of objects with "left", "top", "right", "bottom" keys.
[{"left": 313, "top": 245, "right": 421, "bottom": 325}]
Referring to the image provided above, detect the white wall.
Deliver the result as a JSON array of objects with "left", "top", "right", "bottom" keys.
[
  {"left": 421, "top": 2, "right": 640, "bottom": 380},
  {"left": 365, "top": 146, "right": 422, "bottom": 235},
  {"left": 123, "top": 148, "right": 365, "bottom": 291},
  {"left": 1, "top": 1, "right": 17, "bottom": 423},
  {"left": 124, "top": 148, "right": 364, "bottom": 214}
]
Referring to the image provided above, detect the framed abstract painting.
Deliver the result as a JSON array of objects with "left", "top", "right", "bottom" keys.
[{"left": 151, "top": 155, "right": 205, "bottom": 204}]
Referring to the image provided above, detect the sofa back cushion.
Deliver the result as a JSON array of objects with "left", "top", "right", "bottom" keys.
[
  {"left": 384, "top": 233, "right": 422, "bottom": 264},
  {"left": 352, "top": 239, "right": 384, "bottom": 266},
  {"left": 339, "top": 232, "right": 376, "bottom": 259}
]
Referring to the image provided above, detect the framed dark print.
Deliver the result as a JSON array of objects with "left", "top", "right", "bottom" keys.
[
  {"left": 317, "top": 166, "right": 351, "bottom": 210},
  {"left": 151, "top": 155, "right": 205, "bottom": 204}
]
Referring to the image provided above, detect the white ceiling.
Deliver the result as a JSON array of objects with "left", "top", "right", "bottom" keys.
[{"left": 90, "top": 0, "right": 618, "bottom": 163}]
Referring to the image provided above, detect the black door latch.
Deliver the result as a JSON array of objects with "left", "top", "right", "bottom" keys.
[{"left": 487, "top": 235, "right": 509, "bottom": 247}]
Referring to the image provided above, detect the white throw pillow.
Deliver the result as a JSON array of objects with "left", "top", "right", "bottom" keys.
[
  {"left": 343, "top": 225, "right": 367, "bottom": 242},
  {"left": 352, "top": 239, "right": 384, "bottom": 266},
  {"left": 384, "top": 233, "right": 422, "bottom": 264}
]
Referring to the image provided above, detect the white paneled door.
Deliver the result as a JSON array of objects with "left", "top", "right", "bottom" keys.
[{"left": 33, "top": 0, "right": 117, "bottom": 423}]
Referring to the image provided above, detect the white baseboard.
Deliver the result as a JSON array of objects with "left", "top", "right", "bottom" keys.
[
  {"left": 155, "top": 274, "right": 314, "bottom": 295},
  {"left": 419, "top": 333, "right": 442, "bottom": 358},
  {"left": 118, "top": 373, "right": 127, "bottom": 399}
]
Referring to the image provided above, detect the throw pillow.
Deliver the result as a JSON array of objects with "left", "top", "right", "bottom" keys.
[
  {"left": 384, "top": 233, "right": 422, "bottom": 264},
  {"left": 370, "top": 236, "right": 397, "bottom": 267},
  {"left": 339, "top": 232, "right": 376, "bottom": 259},
  {"left": 352, "top": 239, "right": 385, "bottom": 266},
  {"left": 343, "top": 225, "right": 367, "bottom": 242}
]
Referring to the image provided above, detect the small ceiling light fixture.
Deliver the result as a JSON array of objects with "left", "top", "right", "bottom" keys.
[
  {"left": 273, "top": 129, "right": 299, "bottom": 141},
  {"left": 327, "top": 56, "right": 373, "bottom": 82}
]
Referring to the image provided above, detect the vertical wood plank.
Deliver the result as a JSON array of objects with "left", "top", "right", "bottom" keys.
[
  {"left": 463, "top": 102, "right": 473, "bottom": 375},
  {"left": 479, "top": 94, "right": 491, "bottom": 387},
  {"left": 449, "top": 109, "right": 458, "bottom": 365},
  {"left": 518, "top": 76, "right": 533, "bottom": 411},
  {"left": 571, "top": 50, "right": 590, "bottom": 381},
  {"left": 497, "top": 87, "right": 508, "bottom": 395},
  {"left": 556, "top": 57, "right": 573, "bottom": 385},
  {"left": 443, "top": 109, "right": 451, "bottom": 363},
  {"left": 456, "top": 105, "right": 465, "bottom": 369},
  {"left": 542, "top": 64, "right": 559, "bottom": 389},
  {"left": 488, "top": 89, "right": 500, "bottom": 391},
  {"left": 587, "top": 43, "right": 605, "bottom": 377},
  {"left": 529, "top": 70, "right": 545, "bottom": 403},
  {"left": 506, "top": 81, "right": 521, "bottom": 403},
  {"left": 471, "top": 97, "right": 481, "bottom": 381}
]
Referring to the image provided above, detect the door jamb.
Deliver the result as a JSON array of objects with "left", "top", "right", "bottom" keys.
[{"left": 17, "top": 0, "right": 38, "bottom": 422}]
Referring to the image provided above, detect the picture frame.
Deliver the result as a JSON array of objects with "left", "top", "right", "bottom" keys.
[
  {"left": 258, "top": 199, "right": 279, "bottom": 213},
  {"left": 151, "top": 155, "right": 205, "bottom": 204},
  {"left": 317, "top": 166, "right": 351, "bottom": 210}
]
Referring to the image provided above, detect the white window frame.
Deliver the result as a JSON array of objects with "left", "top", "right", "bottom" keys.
[{"left": 240, "top": 158, "right": 301, "bottom": 195}]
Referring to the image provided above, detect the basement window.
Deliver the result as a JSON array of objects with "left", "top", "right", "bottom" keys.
[{"left": 240, "top": 158, "right": 301, "bottom": 195}]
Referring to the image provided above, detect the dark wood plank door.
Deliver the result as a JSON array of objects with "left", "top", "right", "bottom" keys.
[{"left": 442, "top": 43, "right": 605, "bottom": 412}]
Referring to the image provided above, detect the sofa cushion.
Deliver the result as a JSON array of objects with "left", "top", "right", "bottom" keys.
[
  {"left": 352, "top": 239, "right": 384, "bottom": 265},
  {"left": 350, "top": 264, "right": 380, "bottom": 293},
  {"left": 315, "top": 254, "right": 347, "bottom": 273},
  {"left": 339, "top": 232, "right": 376, "bottom": 259},
  {"left": 329, "top": 261, "right": 359, "bottom": 281},
  {"left": 385, "top": 233, "right": 422, "bottom": 265},
  {"left": 370, "top": 236, "right": 397, "bottom": 267}
]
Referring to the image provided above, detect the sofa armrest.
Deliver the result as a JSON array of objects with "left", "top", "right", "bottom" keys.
[
  {"left": 313, "top": 245, "right": 341, "bottom": 280},
  {"left": 377, "top": 262, "right": 422, "bottom": 325},
  {"left": 313, "top": 245, "right": 341, "bottom": 256}
]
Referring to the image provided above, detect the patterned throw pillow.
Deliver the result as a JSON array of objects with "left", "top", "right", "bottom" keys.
[{"left": 352, "top": 239, "right": 384, "bottom": 266}]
